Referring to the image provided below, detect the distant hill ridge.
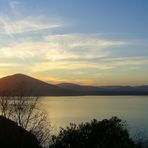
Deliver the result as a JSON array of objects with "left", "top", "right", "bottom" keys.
[
  {"left": 57, "top": 83, "right": 148, "bottom": 92},
  {"left": 0, "top": 74, "right": 147, "bottom": 96}
]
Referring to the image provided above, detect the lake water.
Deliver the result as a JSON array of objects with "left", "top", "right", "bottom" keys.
[{"left": 40, "top": 96, "right": 148, "bottom": 136}]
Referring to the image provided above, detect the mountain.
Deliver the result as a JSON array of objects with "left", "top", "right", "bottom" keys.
[
  {"left": 0, "top": 74, "right": 76, "bottom": 96},
  {"left": 57, "top": 83, "right": 148, "bottom": 95},
  {"left": 0, "top": 74, "right": 147, "bottom": 96},
  {"left": 57, "top": 83, "right": 105, "bottom": 91}
]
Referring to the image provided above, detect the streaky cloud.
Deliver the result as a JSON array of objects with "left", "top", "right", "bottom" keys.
[{"left": 0, "top": 14, "right": 63, "bottom": 35}]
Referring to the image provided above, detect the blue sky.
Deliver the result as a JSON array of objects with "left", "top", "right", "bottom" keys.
[{"left": 0, "top": 0, "right": 148, "bottom": 85}]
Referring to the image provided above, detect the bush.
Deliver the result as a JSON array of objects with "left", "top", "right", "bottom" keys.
[{"left": 50, "top": 117, "right": 137, "bottom": 148}]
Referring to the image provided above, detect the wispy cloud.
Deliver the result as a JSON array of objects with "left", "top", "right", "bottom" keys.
[
  {"left": 0, "top": 13, "right": 146, "bottom": 85},
  {"left": 30, "top": 57, "right": 148, "bottom": 73},
  {"left": 0, "top": 14, "right": 63, "bottom": 35},
  {"left": 0, "top": 33, "right": 147, "bottom": 75},
  {"left": 0, "top": 33, "right": 127, "bottom": 62},
  {"left": 44, "top": 34, "right": 126, "bottom": 49},
  {"left": 0, "top": 30, "right": 135, "bottom": 80}
]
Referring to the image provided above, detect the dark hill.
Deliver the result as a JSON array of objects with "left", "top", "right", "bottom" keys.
[
  {"left": 0, "top": 74, "right": 76, "bottom": 96},
  {"left": 0, "top": 116, "right": 41, "bottom": 148}
]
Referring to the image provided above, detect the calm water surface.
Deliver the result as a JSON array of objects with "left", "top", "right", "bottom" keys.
[{"left": 40, "top": 96, "right": 148, "bottom": 136}]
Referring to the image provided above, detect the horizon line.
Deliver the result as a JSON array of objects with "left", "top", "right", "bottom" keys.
[{"left": 0, "top": 73, "right": 148, "bottom": 87}]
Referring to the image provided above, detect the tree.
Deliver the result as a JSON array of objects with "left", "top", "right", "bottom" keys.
[
  {"left": 50, "top": 117, "right": 137, "bottom": 148},
  {"left": 0, "top": 84, "right": 51, "bottom": 147}
]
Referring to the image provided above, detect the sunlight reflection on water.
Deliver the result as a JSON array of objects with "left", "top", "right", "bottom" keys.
[{"left": 39, "top": 96, "right": 148, "bottom": 136}]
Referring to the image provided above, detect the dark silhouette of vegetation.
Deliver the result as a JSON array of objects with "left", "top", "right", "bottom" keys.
[
  {"left": 50, "top": 117, "right": 145, "bottom": 148},
  {"left": 0, "top": 84, "right": 51, "bottom": 147},
  {"left": 0, "top": 109, "right": 147, "bottom": 148},
  {"left": 0, "top": 116, "right": 42, "bottom": 148}
]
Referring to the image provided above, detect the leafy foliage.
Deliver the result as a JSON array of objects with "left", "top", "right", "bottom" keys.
[{"left": 50, "top": 117, "right": 137, "bottom": 148}]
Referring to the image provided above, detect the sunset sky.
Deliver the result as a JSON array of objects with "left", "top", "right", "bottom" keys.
[{"left": 0, "top": 0, "right": 148, "bottom": 86}]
